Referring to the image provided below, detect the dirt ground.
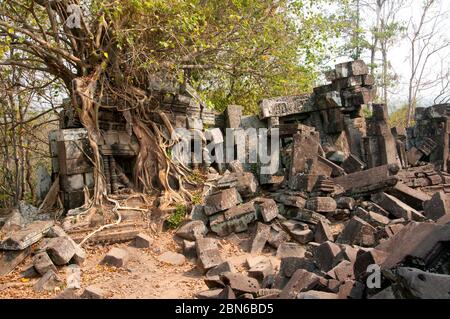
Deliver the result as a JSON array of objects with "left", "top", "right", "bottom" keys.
[{"left": 0, "top": 228, "right": 280, "bottom": 299}]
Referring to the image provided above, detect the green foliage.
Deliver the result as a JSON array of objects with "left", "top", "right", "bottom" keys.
[
  {"left": 103, "top": 0, "right": 346, "bottom": 114},
  {"left": 191, "top": 192, "right": 202, "bottom": 205},
  {"left": 166, "top": 204, "right": 187, "bottom": 229},
  {"left": 389, "top": 105, "right": 413, "bottom": 128}
]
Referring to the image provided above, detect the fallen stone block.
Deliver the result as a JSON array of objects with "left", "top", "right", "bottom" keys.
[
  {"left": 46, "top": 236, "right": 76, "bottom": 266},
  {"left": 290, "top": 229, "right": 314, "bottom": 244},
  {"left": 369, "top": 286, "right": 395, "bottom": 299},
  {"left": 337, "top": 280, "right": 364, "bottom": 299},
  {"left": 196, "top": 237, "right": 223, "bottom": 271},
  {"left": 183, "top": 240, "right": 197, "bottom": 259},
  {"left": 423, "top": 191, "right": 450, "bottom": 221},
  {"left": 219, "top": 286, "right": 238, "bottom": 299},
  {"left": 314, "top": 219, "right": 334, "bottom": 243},
  {"left": 158, "top": 251, "right": 186, "bottom": 266},
  {"left": 334, "top": 245, "right": 359, "bottom": 266},
  {"left": 375, "top": 222, "right": 450, "bottom": 269},
  {"left": 0, "top": 220, "right": 53, "bottom": 250},
  {"left": 279, "top": 269, "right": 321, "bottom": 299},
  {"left": 314, "top": 241, "right": 342, "bottom": 272},
  {"left": 333, "top": 164, "right": 399, "bottom": 195},
  {"left": 190, "top": 205, "right": 208, "bottom": 224},
  {"left": 33, "top": 252, "right": 56, "bottom": 276},
  {"left": 371, "top": 192, "right": 424, "bottom": 221},
  {"left": 267, "top": 225, "right": 290, "bottom": 248},
  {"left": 330, "top": 209, "right": 351, "bottom": 220},
  {"left": 0, "top": 247, "right": 31, "bottom": 276},
  {"left": 133, "top": 233, "right": 153, "bottom": 248},
  {"left": 204, "top": 276, "right": 225, "bottom": 289},
  {"left": 327, "top": 260, "right": 354, "bottom": 282},
  {"left": 206, "top": 261, "right": 236, "bottom": 278},
  {"left": 220, "top": 272, "right": 260, "bottom": 295},
  {"left": 305, "top": 197, "right": 337, "bottom": 213},
  {"left": 34, "top": 269, "right": 63, "bottom": 292},
  {"left": 209, "top": 201, "right": 256, "bottom": 236},
  {"left": 47, "top": 225, "right": 68, "bottom": 238},
  {"left": 387, "top": 183, "right": 431, "bottom": 211},
  {"left": 353, "top": 249, "right": 388, "bottom": 278},
  {"left": 276, "top": 243, "right": 306, "bottom": 259},
  {"left": 393, "top": 267, "right": 450, "bottom": 299},
  {"left": 101, "top": 247, "right": 129, "bottom": 268},
  {"left": 336, "top": 216, "right": 376, "bottom": 247},
  {"left": 254, "top": 198, "right": 278, "bottom": 222},
  {"left": 335, "top": 60, "right": 369, "bottom": 78},
  {"left": 248, "top": 259, "right": 274, "bottom": 281},
  {"left": 250, "top": 222, "right": 271, "bottom": 254},
  {"left": 336, "top": 197, "right": 356, "bottom": 210},
  {"left": 280, "top": 256, "right": 316, "bottom": 277},
  {"left": 342, "top": 154, "right": 365, "bottom": 173},
  {"left": 197, "top": 288, "right": 224, "bottom": 299},
  {"left": 81, "top": 286, "right": 105, "bottom": 299},
  {"left": 288, "top": 208, "right": 327, "bottom": 225},
  {"left": 176, "top": 220, "right": 207, "bottom": 241},
  {"left": 204, "top": 188, "right": 242, "bottom": 216},
  {"left": 246, "top": 256, "right": 268, "bottom": 268},
  {"left": 354, "top": 207, "right": 390, "bottom": 228},
  {"left": 217, "top": 172, "right": 259, "bottom": 198},
  {"left": 228, "top": 160, "right": 244, "bottom": 173},
  {"left": 297, "top": 290, "right": 339, "bottom": 299},
  {"left": 274, "top": 192, "right": 307, "bottom": 208}
]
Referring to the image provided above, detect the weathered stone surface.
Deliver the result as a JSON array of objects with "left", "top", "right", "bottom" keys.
[
  {"left": 206, "top": 261, "right": 236, "bottom": 278},
  {"left": 282, "top": 220, "right": 313, "bottom": 244},
  {"left": 33, "top": 252, "right": 56, "bottom": 276},
  {"left": 276, "top": 243, "right": 306, "bottom": 259},
  {"left": 371, "top": 192, "right": 424, "bottom": 221},
  {"left": 34, "top": 269, "right": 63, "bottom": 292},
  {"left": 220, "top": 272, "right": 260, "bottom": 294},
  {"left": 183, "top": 240, "right": 197, "bottom": 259},
  {"left": 228, "top": 160, "right": 244, "bottom": 173},
  {"left": 216, "top": 172, "right": 258, "bottom": 198},
  {"left": 394, "top": 267, "right": 450, "bottom": 299},
  {"left": 250, "top": 222, "right": 271, "bottom": 254},
  {"left": 196, "top": 237, "right": 223, "bottom": 271},
  {"left": 280, "top": 257, "right": 316, "bottom": 277},
  {"left": 246, "top": 256, "right": 268, "bottom": 268},
  {"left": 376, "top": 222, "right": 450, "bottom": 269},
  {"left": 133, "top": 233, "right": 153, "bottom": 248},
  {"left": 334, "top": 244, "right": 359, "bottom": 266},
  {"left": 335, "top": 60, "right": 369, "bottom": 78},
  {"left": 337, "top": 280, "right": 364, "bottom": 299},
  {"left": 336, "top": 216, "right": 376, "bottom": 247},
  {"left": 204, "top": 188, "right": 242, "bottom": 216},
  {"left": 0, "top": 220, "right": 53, "bottom": 250},
  {"left": 297, "top": 290, "right": 338, "bottom": 299},
  {"left": 279, "top": 269, "right": 321, "bottom": 299},
  {"left": 423, "top": 191, "right": 450, "bottom": 221},
  {"left": 387, "top": 183, "right": 431, "bottom": 211},
  {"left": 101, "top": 247, "right": 129, "bottom": 268},
  {"left": 327, "top": 260, "right": 354, "bottom": 282},
  {"left": 259, "top": 95, "right": 311, "bottom": 119},
  {"left": 342, "top": 154, "right": 365, "bottom": 173},
  {"left": 314, "top": 219, "right": 334, "bottom": 243},
  {"left": 314, "top": 241, "right": 342, "bottom": 272},
  {"left": 176, "top": 220, "right": 208, "bottom": 241},
  {"left": 333, "top": 164, "right": 399, "bottom": 194},
  {"left": 369, "top": 286, "right": 396, "bottom": 299},
  {"left": 46, "top": 225, "right": 68, "bottom": 238},
  {"left": 254, "top": 198, "right": 278, "bottom": 222},
  {"left": 248, "top": 259, "right": 274, "bottom": 281},
  {"left": 196, "top": 289, "right": 224, "bottom": 299},
  {"left": 305, "top": 197, "right": 337, "bottom": 213},
  {"left": 289, "top": 131, "right": 320, "bottom": 181},
  {"left": 81, "top": 286, "right": 105, "bottom": 299},
  {"left": 274, "top": 192, "right": 307, "bottom": 208},
  {"left": 354, "top": 207, "right": 390, "bottom": 228},
  {"left": 190, "top": 205, "right": 208, "bottom": 224},
  {"left": 353, "top": 249, "right": 388, "bottom": 278},
  {"left": 289, "top": 208, "right": 328, "bottom": 225},
  {"left": 158, "top": 251, "right": 186, "bottom": 266},
  {"left": 0, "top": 247, "right": 31, "bottom": 276},
  {"left": 210, "top": 201, "right": 256, "bottom": 236},
  {"left": 46, "top": 236, "right": 76, "bottom": 266},
  {"left": 219, "top": 286, "right": 238, "bottom": 299},
  {"left": 336, "top": 197, "right": 356, "bottom": 210}
]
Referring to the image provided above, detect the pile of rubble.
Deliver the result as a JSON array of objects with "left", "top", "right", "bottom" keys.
[
  {"left": 1, "top": 59, "right": 450, "bottom": 299},
  {"left": 174, "top": 60, "right": 450, "bottom": 299}
]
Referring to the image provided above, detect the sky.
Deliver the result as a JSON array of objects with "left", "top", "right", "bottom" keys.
[{"left": 326, "top": 0, "right": 450, "bottom": 112}]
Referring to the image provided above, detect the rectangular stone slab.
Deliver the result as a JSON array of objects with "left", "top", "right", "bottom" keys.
[{"left": 0, "top": 221, "right": 54, "bottom": 250}]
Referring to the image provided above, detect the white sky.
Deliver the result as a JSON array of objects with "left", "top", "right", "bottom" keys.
[{"left": 325, "top": 0, "right": 450, "bottom": 112}]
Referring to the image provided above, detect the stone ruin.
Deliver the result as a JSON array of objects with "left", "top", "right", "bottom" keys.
[{"left": 1, "top": 59, "right": 450, "bottom": 299}]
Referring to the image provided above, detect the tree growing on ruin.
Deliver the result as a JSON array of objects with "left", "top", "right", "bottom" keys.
[{"left": 0, "top": 0, "right": 344, "bottom": 209}]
